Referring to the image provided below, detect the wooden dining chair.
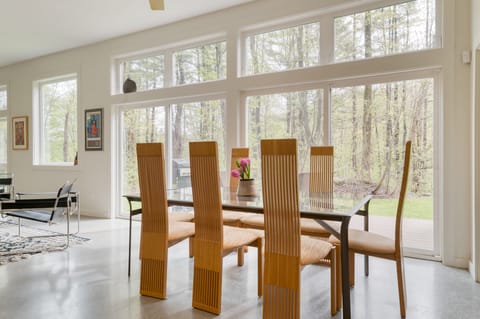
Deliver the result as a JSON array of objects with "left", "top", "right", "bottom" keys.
[
  {"left": 300, "top": 146, "right": 336, "bottom": 238},
  {"left": 261, "top": 139, "right": 337, "bottom": 318},
  {"left": 329, "top": 140, "right": 412, "bottom": 318},
  {"left": 241, "top": 146, "right": 338, "bottom": 237},
  {"left": 189, "top": 141, "right": 263, "bottom": 315},
  {"left": 136, "top": 143, "right": 195, "bottom": 299},
  {"left": 222, "top": 147, "right": 255, "bottom": 227}
]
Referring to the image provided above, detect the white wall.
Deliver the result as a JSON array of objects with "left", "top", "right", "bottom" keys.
[
  {"left": 472, "top": 0, "right": 480, "bottom": 281},
  {"left": 0, "top": 0, "right": 475, "bottom": 268}
]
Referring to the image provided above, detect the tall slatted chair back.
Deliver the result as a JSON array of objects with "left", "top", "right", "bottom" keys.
[
  {"left": 261, "top": 138, "right": 302, "bottom": 319},
  {"left": 136, "top": 143, "right": 170, "bottom": 299},
  {"left": 229, "top": 147, "right": 249, "bottom": 189},
  {"left": 189, "top": 141, "right": 224, "bottom": 314},
  {"left": 309, "top": 146, "right": 334, "bottom": 209},
  {"left": 395, "top": 140, "right": 412, "bottom": 253}
]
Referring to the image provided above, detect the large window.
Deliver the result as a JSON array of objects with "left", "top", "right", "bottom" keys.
[
  {"left": 247, "top": 89, "right": 324, "bottom": 176},
  {"left": 120, "top": 106, "right": 166, "bottom": 200},
  {"left": 331, "top": 77, "right": 434, "bottom": 252},
  {"left": 0, "top": 86, "right": 7, "bottom": 173},
  {"left": 118, "top": 99, "right": 225, "bottom": 216},
  {"left": 36, "top": 76, "right": 77, "bottom": 165},
  {"left": 113, "top": 1, "right": 441, "bottom": 257},
  {"left": 334, "top": 0, "right": 436, "bottom": 62},
  {"left": 245, "top": 22, "right": 320, "bottom": 75},
  {"left": 174, "top": 41, "right": 226, "bottom": 85},
  {"left": 0, "top": 85, "right": 6, "bottom": 110}
]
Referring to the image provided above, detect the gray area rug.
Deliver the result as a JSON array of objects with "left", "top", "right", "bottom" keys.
[{"left": 0, "top": 221, "right": 89, "bottom": 265}]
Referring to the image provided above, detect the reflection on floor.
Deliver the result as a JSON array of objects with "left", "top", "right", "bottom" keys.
[{"left": 0, "top": 217, "right": 478, "bottom": 319}]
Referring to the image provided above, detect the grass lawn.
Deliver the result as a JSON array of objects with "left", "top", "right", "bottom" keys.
[{"left": 369, "top": 196, "right": 433, "bottom": 219}]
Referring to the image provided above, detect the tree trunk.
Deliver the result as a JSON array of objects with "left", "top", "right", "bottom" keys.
[
  {"left": 362, "top": 11, "right": 373, "bottom": 182},
  {"left": 63, "top": 112, "right": 69, "bottom": 162}
]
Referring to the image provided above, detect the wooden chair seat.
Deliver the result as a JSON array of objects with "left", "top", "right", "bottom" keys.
[
  {"left": 223, "top": 225, "right": 262, "bottom": 251},
  {"left": 329, "top": 229, "right": 395, "bottom": 256},
  {"left": 300, "top": 218, "right": 339, "bottom": 237},
  {"left": 168, "top": 221, "right": 195, "bottom": 243},
  {"left": 169, "top": 211, "right": 194, "bottom": 222},
  {"left": 223, "top": 210, "right": 254, "bottom": 226},
  {"left": 240, "top": 214, "right": 264, "bottom": 229},
  {"left": 242, "top": 215, "right": 338, "bottom": 239},
  {"left": 300, "top": 236, "right": 334, "bottom": 265}
]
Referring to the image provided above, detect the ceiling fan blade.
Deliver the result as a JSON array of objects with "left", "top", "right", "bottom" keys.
[{"left": 149, "top": 0, "right": 164, "bottom": 10}]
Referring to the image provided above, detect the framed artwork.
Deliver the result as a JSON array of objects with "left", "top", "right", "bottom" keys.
[
  {"left": 12, "top": 116, "right": 28, "bottom": 150},
  {"left": 85, "top": 108, "right": 103, "bottom": 151}
]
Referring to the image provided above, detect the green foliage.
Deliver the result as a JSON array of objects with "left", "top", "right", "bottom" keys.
[
  {"left": 246, "top": 22, "right": 320, "bottom": 75},
  {"left": 41, "top": 79, "right": 77, "bottom": 163},
  {"left": 247, "top": 90, "right": 324, "bottom": 176},
  {"left": 123, "top": 55, "right": 164, "bottom": 91},
  {"left": 174, "top": 42, "right": 226, "bottom": 85},
  {"left": 370, "top": 196, "right": 433, "bottom": 219},
  {"left": 335, "top": 0, "right": 436, "bottom": 62}
]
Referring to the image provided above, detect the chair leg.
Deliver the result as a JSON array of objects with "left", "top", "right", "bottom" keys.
[
  {"left": 189, "top": 237, "right": 194, "bottom": 258},
  {"left": 349, "top": 250, "right": 355, "bottom": 287},
  {"left": 237, "top": 247, "right": 245, "bottom": 266},
  {"left": 335, "top": 243, "right": 342, "bottom": 311},
  {"left": 330, "top": 248, "right": 337, "bottom": 316},
  {"left": 140, "top": 258, "right": 168, "bottom": 299},
  {"left": 396, "top": 257, "right": 407, "bottom": 318},
  {"left": 257, "top": 238, "right": 263, "bottom": 297}
]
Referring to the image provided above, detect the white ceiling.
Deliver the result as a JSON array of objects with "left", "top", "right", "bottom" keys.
[{"left": 0, "top": 0, "right": 252, "bottom": 67}]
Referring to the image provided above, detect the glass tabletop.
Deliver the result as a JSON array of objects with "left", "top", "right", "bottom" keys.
[{"left": 166, "top": 187, "right": 372, "bottom": 221}]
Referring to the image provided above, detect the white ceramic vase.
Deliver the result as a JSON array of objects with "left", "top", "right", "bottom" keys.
[{"left": 237, "top": 179, "right": 257, "bottom": 197}]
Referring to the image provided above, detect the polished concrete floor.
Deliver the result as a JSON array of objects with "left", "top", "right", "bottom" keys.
[{"left": 0, "top": 217, "right": 479, "bottom": 319}]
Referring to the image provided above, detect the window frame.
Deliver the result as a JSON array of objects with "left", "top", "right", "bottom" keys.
[
  {"left": 114, "top": 34, "right": 227, "bottom": 94},
  {"left": 0, "top": 84, "right": 8, "bottom": 172},
  {"left": 33, "top": 74, "right": 78, "bottom": 167},
  {"left": 329, "top": 69, "right": 442, "bottom": 259},
  {"left": 240, "top": 0, "right": 442, "bottom": 75},
  {"left": 110, "top": 0, "right": 443, "bottom": 258},
  {"left": 113, "top": 93, "right": 227, "bottom": 218}
]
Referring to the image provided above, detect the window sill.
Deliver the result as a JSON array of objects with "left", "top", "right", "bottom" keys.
[{"left": 32, "top": 164, "right": 81, "bottom": 172}]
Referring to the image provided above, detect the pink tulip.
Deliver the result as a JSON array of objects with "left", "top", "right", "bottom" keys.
[
  {"left": 231, "top": 169, "right": 240, "bottom": 178},
  {"left": 240, "top": 158, "right": 250, "bottom": 168}
]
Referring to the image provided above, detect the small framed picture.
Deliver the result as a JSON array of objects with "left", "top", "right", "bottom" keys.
[
  {"left": 12, "top": 116, "right": 28, "bottom": 150},
  {"left": 85, "top": 108, "right": 103, "bottom": 151}
]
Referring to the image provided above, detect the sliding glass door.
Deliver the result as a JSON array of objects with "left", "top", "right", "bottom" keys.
[{"left": 331, "top": 76, "right": 437, "bottom": 256}]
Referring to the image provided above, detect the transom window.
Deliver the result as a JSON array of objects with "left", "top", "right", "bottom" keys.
[
  {"left": 35, "top": 75, "right": 78, "bottom": 165},
  {"left": 174, "top": 41, "right": 226, "bottom": 85},
  {"left": 334, "top": 0, "right": 437, "bottom": 62},
  {"left": 116, "top": 40, "right": 227, "bottom": 94},
  {"left": 120, "top": 54, "right": 165, "bottom": 92},
  {"left": 245, "top": 22, "right": 320, "bottom": 75}
]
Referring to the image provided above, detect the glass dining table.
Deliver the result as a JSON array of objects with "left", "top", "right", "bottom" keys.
[{"left": 125, "top": 187, "right": 372, "bottom": 319}]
